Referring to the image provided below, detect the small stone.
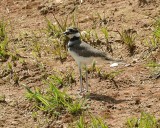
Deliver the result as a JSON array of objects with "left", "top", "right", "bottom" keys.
[
  {"left": 110, "top": 63, "right": 119, "bottom": 67},
  {"left": 125, "top": 64, "right": 132, "bottom": 67}
]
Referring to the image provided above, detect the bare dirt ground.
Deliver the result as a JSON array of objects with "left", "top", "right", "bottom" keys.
[{"left": 0, "top": 0, "right": 160, "bottom": 128}]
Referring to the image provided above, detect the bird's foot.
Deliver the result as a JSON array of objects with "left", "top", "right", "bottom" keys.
[{"left": 77, "top": 89, "right": 90, "bottom": 98}]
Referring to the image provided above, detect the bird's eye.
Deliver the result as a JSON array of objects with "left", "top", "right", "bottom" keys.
[{"left": 70, "top": 29, "right": 74, "bottom": 32}]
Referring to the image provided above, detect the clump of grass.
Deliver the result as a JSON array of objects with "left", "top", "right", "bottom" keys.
[
  {"left": 0, "top": 62, "right": 13, "bottom": 78},
  {"left": 76, "top": 115, "right": 86, "bottom": 128},
  {"left": 87, "top": 63, "right": 123, "bottom": 88},
  {"left": 90, "top": 115, "right": 108, "bottom": 128},
  {"left": 153, "top": 18, "right": 160, "bottom": 39},
  {"left": 24, "top": 81, "right": 84, "bottom": 116},
  {"left": 63, "top": 99, "right": 85, "bottom": 115},
  {"left": 145, "top": 37, "right": 159, "bottom": 50},
  {"left": 91, "top": 12, "right": 108, "bottom": 29},
  {"left": 0, "top": 18, "right": 9, "bottom": 61},
  {"left": 145, "top": 18, "right": 160, "bottom": 51},
  {"left": 76, "top": 114, "right": 108, "bottom": 128},
  {"left": 51, "top": 38, "right": 67, "bottom": 63},
  {"left": 146, "top": 61, "right": 160, "bottom": 68},
  {"left": 48, "top": 68, "right": 76, "bottom": 88},
  {"left": 143, "top": 18, "right": 160, "bottom": 62},
  {"left": 86, "top": 61, "right": 102, "bottom": 77},
  {"left": 91, "top": 30, "right": 102, "bottom": 46},
  {"left": 101, "top": 27, "right": 109, "bottom": 43},
  {"left": 81, "top": 29, "right": 101, "bottom": 47},
  {"left": 31, "top": 32, "right": 42, "bottom": 58},
  {"left": 118, "top": 29, "right": 137, "bottom": 56},
  {"left": 0, "top": 19, "right": 7, "bottom": 41},
  {"left": 0, "top": 62, "right": 19, "bottom": 85},
  {"left": 96, "top": 12, "right": 108, "bottom": 26},
  {"left": 45, "top": 14, "right": 69, "bottom": 44},
  {"left": 48, "top": 73, "right": 64, "bottom": 88},
  {"left": 146, "top": 60, "right": 160, "bottom": 79},
  {"left": 99, "top": 70, "right": 123, "bottom": 88},
  {"left": 87, "top": 62, "right": 123, "bottom": 80},
  {"left": 45, "top": 16, "right": 70, "bottom": 62},
  {"left": 7, "top": 62, "right": 13, "bottom": 73},
  {"left": 25, "top": 85, "right": 66, "bottom": 113},
  {"left": 81, "top": 28, "right": 110, "bottom": 51},
  {"left": 45, "top": 18, "right": 62, "bottom": 38},
  {"left": 126, "top": 112, "right": 160, "bottom": 128},
  {"left": 100, "top": 70, "right": 124, "bottom": 80},
  {"left": 101, "top": 27, "right": 113, "bottom": 52}
]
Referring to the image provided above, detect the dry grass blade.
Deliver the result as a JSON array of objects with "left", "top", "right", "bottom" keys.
[{"left": 118, "top": 29, "right": 136, "bottom": 56}]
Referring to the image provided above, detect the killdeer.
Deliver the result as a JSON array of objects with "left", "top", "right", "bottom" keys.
[{"left": 63, "top": 27, "right": 123, "bottom": 93}]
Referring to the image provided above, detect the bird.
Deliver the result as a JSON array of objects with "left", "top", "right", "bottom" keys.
[{"left": 63, "top": 27, "right": 123, "bottom": 93}]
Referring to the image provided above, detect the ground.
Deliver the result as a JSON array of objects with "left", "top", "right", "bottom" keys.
[{"left": 0, "top": 0, "right": 160, "bottom": 128}]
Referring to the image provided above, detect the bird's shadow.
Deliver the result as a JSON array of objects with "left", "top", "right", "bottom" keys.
[{"left": 89, "top": 93, "right": 129, "bottom": 104}]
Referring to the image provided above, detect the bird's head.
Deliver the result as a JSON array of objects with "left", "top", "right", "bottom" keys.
[{"left": 63, "top": 27, "right": 80, "bottom": 39}]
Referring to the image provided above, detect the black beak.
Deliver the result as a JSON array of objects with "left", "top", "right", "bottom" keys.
[
  {"left": 63, "top": 31, "right": 66, "bottom": 35},
  {"left": 63, "top": 31, "right": 70, "bottom": 35}
]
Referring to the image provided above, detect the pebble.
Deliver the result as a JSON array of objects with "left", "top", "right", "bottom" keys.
[{"left": 110, "top": 63, "right": 119, "bottom": 67}]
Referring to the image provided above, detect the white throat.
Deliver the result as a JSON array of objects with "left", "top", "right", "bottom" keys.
[{"left": 68, "top": 32, "right": 80, "bottom": 39}]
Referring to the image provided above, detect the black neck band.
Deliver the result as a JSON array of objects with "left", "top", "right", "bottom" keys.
[{"left": 70, "top": 36, "right": 80, "bottom": 41}]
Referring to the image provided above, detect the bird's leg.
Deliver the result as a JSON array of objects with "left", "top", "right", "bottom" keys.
[
  {"left": 85, "top": 65, "right": 88, "bottom": 92},
  {"left": 78, "top": 64, "right": 83, "bottom": 93},
  {"left": 86, "top": 69, "right": 89, "bottom": 92}
]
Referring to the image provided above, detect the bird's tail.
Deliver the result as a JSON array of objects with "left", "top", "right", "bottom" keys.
[{"left": 104, "top": 56, "right": 125, "bottom": 64}]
